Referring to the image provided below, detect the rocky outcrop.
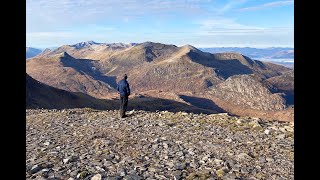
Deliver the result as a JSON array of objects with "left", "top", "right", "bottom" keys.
[
  {"left": 267, "top": 70, "right": 294, "bottom": 92},
  {"left": 267, "top": 70, "right": 294, "bottom": 106},
  {"left": 211, "top": 74, "right": 286, "bottom": 111},
  {"left": 26, "top": 108, "right": 293, "bottom": 180}
]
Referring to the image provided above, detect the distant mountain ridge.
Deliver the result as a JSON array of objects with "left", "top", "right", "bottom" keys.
[
  {"left": 26, "top": 47, "right": 42, "bottom": 59},
  {"left": 199, "top": 47, "right": 294, "bottom": 59},
  {"left": 28, "top": 44, "right": 294, "bottom": 60}
]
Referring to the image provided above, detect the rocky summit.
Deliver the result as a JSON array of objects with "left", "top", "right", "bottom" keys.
[{"left": 26, "top": 108, "right": 293, "bottom": 180}]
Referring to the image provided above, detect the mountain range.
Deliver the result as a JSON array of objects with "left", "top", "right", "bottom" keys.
[
  {"left": 199, "top": 47, "right": 294, "bottom": 59},
  {"left": 27, "top": 45, "right": 294, "bottom": 60},
  {"left": 26, "top": 41, "right": 294, "bottom": 121}
]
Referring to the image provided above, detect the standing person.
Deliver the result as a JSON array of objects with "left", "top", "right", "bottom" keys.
[{"left": 116, "top": 74, "right": 131, "bottom": 118}]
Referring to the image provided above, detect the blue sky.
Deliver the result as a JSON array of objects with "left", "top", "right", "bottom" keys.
[{"left": 26, "top": 0, "right": 294, "bottom": 48}]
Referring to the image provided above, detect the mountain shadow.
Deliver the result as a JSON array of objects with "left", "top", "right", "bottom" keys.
[
  {"left": 282, "top": 91, "right": 294, "bottom": 106},
  {"left": 59, "top": 53, "right": 118, "bottom": 89},
  {"left": 93, "top": 75, "right": 117, "bottom": 89},
  {"left": 27, "top": 73, "right": 222, "bottom": 114},
  {"left": 127, "top": 96, "right": 220, "bottom": 114},
  {"left": 179, "top": 95, "right": 226, "bottom": 113},
  {"left": 26, "top": 73, "right": 118, "bottom": 110},
  {"left": 213, "top": 59, "right": 253, "bottom": 79},
  {"left": 186, "top": 50, "right": 254, "bottom": 79}
]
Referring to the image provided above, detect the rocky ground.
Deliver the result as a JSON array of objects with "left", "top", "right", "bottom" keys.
[{"left": 26, "top": 108, "right": 294, "bottom": 180}]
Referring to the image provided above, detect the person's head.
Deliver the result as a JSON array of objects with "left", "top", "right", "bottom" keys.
[{"left": 123, "top": 74, "right": 128, "bottom": 80}]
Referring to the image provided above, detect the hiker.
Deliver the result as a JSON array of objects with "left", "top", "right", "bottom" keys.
[{"left": 116, "top": 74, "right": 131, "bottom": 118}]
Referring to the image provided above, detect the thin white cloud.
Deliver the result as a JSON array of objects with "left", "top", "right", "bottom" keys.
[
  {"left": 26, "top": 0, "right": 215, "bottom": 33},
  {"left": 26, "top": 0, "right": 253, "bottom": 33},
  {"left": 27, "top": 32, "right": 75, "bottom": 38},
  {"left": 195, "top": 17, "right": 293, "bottom": 37},
  {"left": 26, "top": 0, "right": 209, "bottom": 26},
  {"left": 196, "top": 18, "right": 265, "bottom": 35},
  {"left": 239, "top": 0, "right": 293, "bottom": 11},
  {"left": 217, "top": 0, "right": 248, "bottom": 14}
]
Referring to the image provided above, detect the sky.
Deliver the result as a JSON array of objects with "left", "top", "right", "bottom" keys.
[{"left": 26, "top": 0, "right": 294, "bottom": 48}]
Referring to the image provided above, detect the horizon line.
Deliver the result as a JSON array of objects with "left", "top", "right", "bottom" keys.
[{"left": 26, "top": 40, "right": 294, "bottom": 49}]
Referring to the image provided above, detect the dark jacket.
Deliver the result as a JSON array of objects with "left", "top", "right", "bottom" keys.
[{"left": 117, "top": 79, "right": 130, "bottom": 96}]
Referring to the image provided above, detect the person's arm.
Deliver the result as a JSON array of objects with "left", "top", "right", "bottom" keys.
[
  {"left": 116, "top": 83, "right": 119, "bottom": 92},
  {"left": 126, "top": 83, "right": 131, "bottom": 96}
]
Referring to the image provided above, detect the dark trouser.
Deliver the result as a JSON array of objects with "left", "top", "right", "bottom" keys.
[{"left": 120, "top": 95, "right": 128, "bottom": 117}]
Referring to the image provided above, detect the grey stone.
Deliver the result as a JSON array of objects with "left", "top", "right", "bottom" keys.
[
  {"left": 258, "top": 156, "right": 266, "bottom": 163},
  {"left": 266, "top": 157, "right": 274, "bottom": 162},
  {"left": 30, "top": 164, "right": 42, "bottom": 174},
  {"left": 176, "top": 151, "right": 184, "bottom": 157},
  {"left": 107, "top": 176, "right": 122, "bottom": 180},
  {"left": 70, "top": 170, "right": 78, "bottom": 177},
  {"left": 91, "top": 174, "right": 102, "bottom": 180},
  {"left": 175, "top": 162, "right": 186, "bottom": 170},
  {"left": 276, "top": 134, "right": 286, "bottom": 139},
  {"left": 124, "top": 173, "right": 143, "bottom": 180},
  {"left": 119, "top": 168, "right": 127, "bottom": 176},
  {"left": 240, "top": 167, "right": 249, "bottom": 174},
  {"left": 221, "top": 173, "right": 237, "bottom": 180},
  {"left": 103, "top": 154, "right": 113, "bottom": 161},
  {"left": 172, "top": 170, "right": 182, "bottom": 180},
  {"left": 63, "top": 158, "right": 70, "bottom": 164}
]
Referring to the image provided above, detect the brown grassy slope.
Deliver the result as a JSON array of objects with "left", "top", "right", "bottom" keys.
[
  {"left": 26, "top": 52, "right": 115, "bottom": 98},
  {"left": 96, "top": 42, "right": 181, "bottom": 76},
  {"left": 99, "top": 43, "right": 289, "bottom": 93},
  {"left": 124, "top": 45, "right": 224, "bottom": 92},
  {"left": 30, "top": 42, "right": 290, "bottom": 96}
]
